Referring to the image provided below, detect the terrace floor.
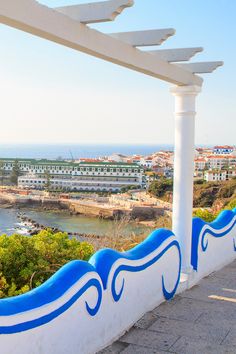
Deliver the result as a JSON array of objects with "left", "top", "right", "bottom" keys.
[{"left": 99, "top": 259, "right": 236, "bottom": 354}]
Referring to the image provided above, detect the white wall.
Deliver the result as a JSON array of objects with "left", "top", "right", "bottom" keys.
[
  {"left": 0, "top": 229, "right": 181, "bottom": 354},
  {"left": 0, "top": 209, "right": 235, "bottom": 354},
  {"left": 190, "top": 208, "right": 236, "bottom": 285}
]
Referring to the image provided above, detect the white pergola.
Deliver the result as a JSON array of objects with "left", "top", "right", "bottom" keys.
[{"left": 0, "top": 0, "right": 223, "bottom": 273}]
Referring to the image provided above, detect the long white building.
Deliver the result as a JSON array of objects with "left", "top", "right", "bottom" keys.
[{"left": 0, "top": 158, "right": 143, "bottom": 192}]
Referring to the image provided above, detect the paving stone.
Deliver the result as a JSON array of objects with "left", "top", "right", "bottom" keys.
[
  {"left": 97, "top": 341, "right": 128, "bottom": 354},
  {"left": 176, "top": 294, "right": 236, "bottom": 320},
  {"left": 102, "top": 259, "right": 236, "bottom": 353},
  {"left": 221, "top": 328, "right": 236, "bottom": 346},
  {"left": 201, "top": 277, "right": 225, "bottom": 287},
  {"left": 176, "top": 296, "right": 215, "bottom": 309},
  {"left": 120, "top": 344, "right": 170, "bottom": 354},
  {"left": 179, "top": 284, "right": 219, "bottom": 301},
  {"left": 211, "top": 268, "right": 236, "bottom": 282},
  {"left": 149, "top": 316, "right": 229, "bottom": 344},
  {"left": 196, "top": 307, "right": 236, "bottom": 327},
  {"left": 180, "top": 279, "right": 236, "bottom": 304},
  {"left": 120, "top": 328, "right": 179, "bottom": 351},
  {"left": 224, "top": 262, "right": 236, "bottom": 269},
  {"left": 201, "top": 273, "right": 236, "bottom": 287},
  {"left": 151, "top": 297, "right": 206, "bottom": 322},
  {"left": 134, "top": 311, "right": 159, "bottom": 330},
  {"left": 170, "top": 336, "right": 236, "bottom": 354}
]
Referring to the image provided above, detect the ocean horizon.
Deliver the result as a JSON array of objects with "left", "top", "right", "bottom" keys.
[{"left": 0, "top": 143, "right": 174, "bottom": 160}]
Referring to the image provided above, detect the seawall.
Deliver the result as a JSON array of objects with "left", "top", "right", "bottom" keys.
[{"left": 0, "top": 192, "right": 165, "bottom": 221}]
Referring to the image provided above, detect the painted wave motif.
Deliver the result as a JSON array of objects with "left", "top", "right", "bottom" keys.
[
  {"left": 0, "top": 228, "right": 181, "bottom": 334},
  {"left": 191, "top": 208, "right": 236, "bottom": 271}
]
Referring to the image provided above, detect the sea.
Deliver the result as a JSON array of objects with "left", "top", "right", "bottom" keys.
[
  {"left": 0, "top": 208, "right": 151, "bottom": 237},
  {"left": 0, "top": 143, "right": 173, "bottom": 160}
]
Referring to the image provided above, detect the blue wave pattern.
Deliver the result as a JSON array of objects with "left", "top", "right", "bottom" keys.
[
  {"left": 110, "top": 240, "right": 181, "bottom": 302},
  {"left": 90, "top": 230, "right": 181, "bottom": 302},
  {"left": 0, "top": 229, "right": 181, "bottom": 334},
  {"left": 191, "top": 208, "right": 236, "bottom": 271}
]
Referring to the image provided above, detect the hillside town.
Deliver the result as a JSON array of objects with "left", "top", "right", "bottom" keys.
[
  {"left": 107, "top": 145, "right": 236, "bottom": 183},
  {"left": 0, "top": 145, "right": 235, "bottom": 194}
]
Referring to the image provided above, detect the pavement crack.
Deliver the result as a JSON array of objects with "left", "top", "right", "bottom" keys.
[{"left": 220, "top": 329, "right": 231, "bottom": 345}]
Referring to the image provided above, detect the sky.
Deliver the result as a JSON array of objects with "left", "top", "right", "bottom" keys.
[{"left": 0, "top": 0, "right": 235, "bottom": 145}]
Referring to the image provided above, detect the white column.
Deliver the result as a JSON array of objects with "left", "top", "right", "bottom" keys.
[{"left": 171, "top": 85, "right": 201, "bottom": 273}]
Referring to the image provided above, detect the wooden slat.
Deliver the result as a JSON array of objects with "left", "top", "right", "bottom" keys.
[
  {"left": 175, "top": 61, "right": 224, "bottom": 73},
  {"left": 0, "top": 0, "right": 203, "bottom": 86},
  {"left": 148, "top": 47, "right": 203, "bottom": 62},
  {"left": 109, "top": 28, "right": 175, "bottom": 46},
  {"left": 55, "top": 0, "right": 134, "bottom": 24}
]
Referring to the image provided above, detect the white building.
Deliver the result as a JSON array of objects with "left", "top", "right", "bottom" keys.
[
  {"left": 0, "top": 158, "right": 143, "bottom": 192},
  {"left": 194, "top": 158, "right": 207, "bottom": 171},
  {"left": 213, "top": 145, "right": 235, "bottom": 155},
  {"left": 204, "top": 170, "right": 227, "bottom": 182},
  {"left": 204, "top": 168, "right": 236, "bottom": 182},
  {"left": 108, "top": 153, "right": 128, "bottom": 163},
  {"left": 206, "top": 155, "right": 236, "bottom": 170},
  {"left": 139, "top": 156, "right": 153, "bottom": 169}
]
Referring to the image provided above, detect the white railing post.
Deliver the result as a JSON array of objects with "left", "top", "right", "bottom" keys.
[{"left": 171, "top": 85, "right": 201, "bottom": 273}]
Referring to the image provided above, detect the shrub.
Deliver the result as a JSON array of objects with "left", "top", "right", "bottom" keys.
[
  {"left": 148, "top": 178, "right": 173, "bottom": 198},
  {"left": 194, "top": 179, "right": 205, "bottom": 185},
  {"left": 0, "top": 229, "right": 94, "bottom": 298},
  {"left": 226, "top": 198, "right": 236, "bottom": 210},
  {"left": 193, "top": 209, "right": 216, "bottom": 222}
]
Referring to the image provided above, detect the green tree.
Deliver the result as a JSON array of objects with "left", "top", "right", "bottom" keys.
[
  {"left": 226, "top": 198, "right": 236, "bottom": 209},
  {"left": 148, "top": 178, "right": 173, "bottom": 198},
  {"left": 193, "top": 209, "right": 216, "bottom": 222},
  {"left": 10, "top": 160, "right": 20, "bottom": 185},
  {"left": 0, "top": 230, "right": 94, "bottom": 298}
]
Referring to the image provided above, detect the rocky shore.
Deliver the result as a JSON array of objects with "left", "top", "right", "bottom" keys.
[{"left": 0, "top": 191, "right": 166, "bottom": 222}]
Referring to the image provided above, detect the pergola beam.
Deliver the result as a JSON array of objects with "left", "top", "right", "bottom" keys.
[
  {"left": 176, "top": 61, "right": 224, "bottom": 73},
  {"left": 109, "top": 29, "right": 175, "bottom": 47},
  {"left": 0, "top": 0, "right": 203, "bottom": 86},
  {"left": 148, "top": 47, "right": 203, "bottom": 62},
  {"left": 55, "top": 0, "right": 134, "bottom": 24}
]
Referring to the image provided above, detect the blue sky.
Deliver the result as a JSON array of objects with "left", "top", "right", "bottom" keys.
[{"left": 0, "top": 0, "right": 235, "bottom": 145}]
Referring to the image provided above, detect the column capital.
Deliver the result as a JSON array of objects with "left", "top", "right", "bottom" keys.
[{"left": 170, "top": 85, "right": 202, "bottom": 96}]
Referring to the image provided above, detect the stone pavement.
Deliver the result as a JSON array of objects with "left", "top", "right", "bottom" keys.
[{"left": 98, "top": 260, "right": 236, "bottom": 354}]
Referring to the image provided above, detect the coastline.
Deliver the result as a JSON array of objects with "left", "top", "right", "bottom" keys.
[
  {"left": 0, "top": 190, "right": 168, "bottom": 223},
  {"left": 0, "top": 188, "right": 172, "bottom": 241}
]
